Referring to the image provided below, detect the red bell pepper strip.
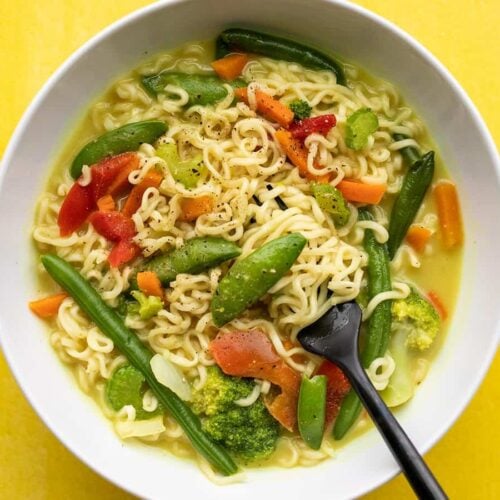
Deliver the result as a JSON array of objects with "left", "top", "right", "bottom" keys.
[
  {"left": 57, "top": 153, "right": 140, "bottom": 237},
  {"left": 210, "top": 329, "right": 301, "bottom": 431},
  {"left": 89, "top": 152, "right": 140, "bottom": 202},
  {"left": 289, "top": 114, "right": 336, "bottom": 141},
  {"left": 89, "top": 211, "right": 139, "bottom": 267},
  {"left": 88, "top": 211, "right": 136, "bottom": 241},
  {"left": 108, "top": 239, "right": 141, "bottom": 268},
  {"left": 58, "top": 183, "right": 93, "bottom": 237},
  {"left": 316, "top": 360, "right": 351, "bottom": 425}
]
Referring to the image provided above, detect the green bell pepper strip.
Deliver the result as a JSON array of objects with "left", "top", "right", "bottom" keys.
[
  {"left": 215, "top": 28, "right": 346, "bottom": 86},
  {"left": 156, "top": 143, "right": 206, "bottom": 189},
  {"left": 106, "top": 364, "right": 163, "bottom": 419},
  {"left": 333, "top": 209, "right": 392, "bottom": 439},
  {"left": 311, "top": 182, "right": 350, "bottom": 226},
  {"left": 131, "top": 237, "right": 241, "bottom": 289},
  {"left": 70, "top": 120, "right": 167, "bottom": 179},
  {"left": 211, "top": 233, "right": 307, "bottom": 327},
  {"left": 298, "top": 375, "right": 327, "bottom": 450},
  {"left": 345, "top": 108, "right": 379, "bottom": 151},
  {"left": 141, "top": 72, "right": 246, "bottom": 105},
  {"left": 387, "top": 135, "right": 435, "bottom": 259},
  {"left": 41, "top": 254, "right": 238, "bottom": 476}
]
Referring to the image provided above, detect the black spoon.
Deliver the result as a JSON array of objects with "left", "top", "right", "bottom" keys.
[{"left": 298, "top": 300, "right": 447, "bottom": 500}]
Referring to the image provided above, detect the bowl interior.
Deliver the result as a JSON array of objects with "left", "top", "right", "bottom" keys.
[{"left": 0, "top": 0, "right": 499, "bottom": 498}]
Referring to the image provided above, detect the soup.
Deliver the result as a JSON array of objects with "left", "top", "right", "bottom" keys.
[{"left": 30, "top": 29, "right": 463, "bottom": 483}]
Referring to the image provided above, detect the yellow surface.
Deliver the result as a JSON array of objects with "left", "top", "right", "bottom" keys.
[{"left": 0, "top": 0, "right": 499, "bottom": 498}]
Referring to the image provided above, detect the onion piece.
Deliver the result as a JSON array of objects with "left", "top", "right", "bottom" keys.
[
  {"left": 150, "top": 354, "right": 192, "bottom": 401},
  {"left": 115, "top": 414, "right": 165, "bottom": 439}
]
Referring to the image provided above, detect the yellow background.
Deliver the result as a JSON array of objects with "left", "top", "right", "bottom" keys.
[{"left": 0, "top": 0, "right": 499, "bottom": 498}]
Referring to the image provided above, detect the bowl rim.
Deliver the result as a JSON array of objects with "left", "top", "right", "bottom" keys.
[{"left": 1, "top": 0, "right": 499, "bottom": 498}]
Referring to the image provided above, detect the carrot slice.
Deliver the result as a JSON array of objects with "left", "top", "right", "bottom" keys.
[
  {"left": 434, "top": 182, "right": 463, "bottom": 249},
  {"left": 137, "top": 271, "right": 164, "bottom": 298},
  {"left": 97, "top": 194, "right": 116, "bottom": 213},
  {"left": 275, "top": 129, "right": 331, "bottom": 183},
  {"left": 336, "top": 180, "right": 386, "bottom": 204},
  {"left": 121, "top": 170, "right": 163, "bottom": 217},
  {"left": 235, "top": 88, "right": 294, "bottom": 128},
  {"left": 29, "top": 293, "right": 67, "bottom": 318},
  {"left": 211, "top": 53, "right": 249, "bottom": 80},
  {"left": 428, "top": 291, "right": 448, "bottom": 320},
  {"left": 210, "top": 330, "right": 300, "bottom": 431},
  {"left": 179, "top": 195, "right": 214, "bottom": 222},
  {"left": 283, "top": 340, "right": 307, "bottom": 364},
  {"left": 406, "top": 225, "right": 432, "bottom": 253}
]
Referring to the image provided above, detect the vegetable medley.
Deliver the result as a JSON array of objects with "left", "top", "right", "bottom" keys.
[{"left": 29, "top": 28, "right": 463, "bottom": 480}]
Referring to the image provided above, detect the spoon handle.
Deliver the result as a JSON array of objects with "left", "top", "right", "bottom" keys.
[{"left": 340, "top": 355, "right": 447, "bottom": 500}]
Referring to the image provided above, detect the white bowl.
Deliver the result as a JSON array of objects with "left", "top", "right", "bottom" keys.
[{"left": 1, "top": 0, "right": 499, "bottom": 498}]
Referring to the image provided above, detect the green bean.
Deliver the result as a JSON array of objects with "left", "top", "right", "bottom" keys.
[
  {"left": 216, "top": 28, "right": 346, "bottom": 86},
  {"left": 387, "top": 135, "right": 435, "bottom": 259},
  {"left": 41, "top": 254, "right": 238, "bottom": 476},
  {"left": 70, "top": 120, "right": 167, "bottom": 179},
  {"left": 141, "top": 72, "right": 246, "bottom": 105},
  {"left": 132, "top": 237, "right": 241, "bottom": 288},
  {"left": 333, "top": 209, "right": 392, "bottom": 439},
  {"left": 211, "top": 233, "right": 307, "bottom": 327},
  {"left": 298, "top": 375, "right": 327, "bottom": 450}
]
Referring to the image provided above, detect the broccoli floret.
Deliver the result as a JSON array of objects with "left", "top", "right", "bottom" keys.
[
  {"left": 191, "top": 365, "right": 253, "bottom": 415},
  {"left": 203, "top": 403, "right": 279, "bottom": 461},
  {"left": 192, "top": 366, "right": 279, "bottom": 461},
  {"left": 129, "top": 291, "right": 163, "bottom": 320},
  {"left": 289, "top": 99, "right": 312, "bottom": 120},
  {"left": 392, "top": 290, "right": 440, "bottom": 350}
]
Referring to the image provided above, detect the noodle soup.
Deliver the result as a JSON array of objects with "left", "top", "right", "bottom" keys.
[{"left": 30, "top": 32, "right": 463, "bottom": 482}]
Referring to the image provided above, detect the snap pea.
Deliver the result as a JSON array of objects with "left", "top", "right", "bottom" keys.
[
  {"left": 41, "top": 254, "right": 238, "bottom": 476},
  {"left": 392, "top": 133, "right": 421, "bottom": 166},
  {"left": 70, "top": 120, "right": 167, "bottom": 179},
  {"left": 141, "top": 72, "right": 246, "bottom": 105},
  {"left": 387, "top": 135, "right": 435, "bottom": 259},
  {"left": 132, "top": 237, "right": 241, "bottom": 288},
  {"left": 298, "top": 375, "right": 327, "bottom": 450},
  {"left": 333, "top": 209, "right": 392, "bottom": 439},
  {"left": 216, "top": 28, "right": 346, "bottom": 86},
  {"left": 211, "top": 233, "right": 307, "bottom": 327}
]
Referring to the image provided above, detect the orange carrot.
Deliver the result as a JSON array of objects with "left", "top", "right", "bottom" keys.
[
  {"left": 235, "top": 88, "right": 294, "bottom": 128},
  {"left": 275, "top": 129, "right": 331, "bottom": 183},
  {"left": 29, "top": 293, "right": 67, "bottom": 318},
  {"left": 137, "top": 271, "right": 164, "bottom": 298},
  {"left": 428, "top": 291, "right": 448, "bottom": 320},
  {"left": 122, "top": 170, "right": 163, "bottom": 217},
  {"left": 211, "top": 53, "right": 249, "bottom": 80},
  {"left": 434, "top": 182, "right": 463, "bottom": 249},
  {"left": 106, "top": 155, "right": 140, "bottom": 196},
  {"left": 336, "top": 180, "right": 386, "bottom": 204},
  {"left": 283, "top": 340, "right": 307, "bottom": 364},
  {"left": 97, "top": 194, "right": 116, "bottom": 213},
  {"left": 179, "top": 195, "right": 214, "bottom": 222},
  {"left": 406, "top": 225, "right": 432, "bottom": 253}
]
